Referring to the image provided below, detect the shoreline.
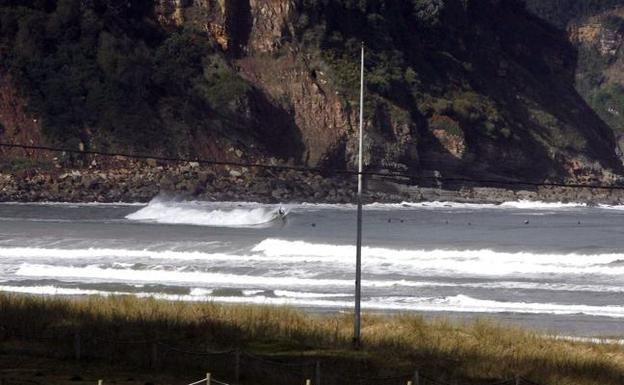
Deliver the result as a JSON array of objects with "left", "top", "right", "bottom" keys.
[
  {"left": 2, "top": 289, "right": 623, "bottom": 339},
  {"left": 4, "top": 162, "right": 624, "bottom": 205}
]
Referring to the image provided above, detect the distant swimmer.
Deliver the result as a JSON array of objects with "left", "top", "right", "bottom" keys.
[
  {"left": 524, "top": 220, "right": 529, "bottom": 225},
  {"left": 311, "top": 223, "right": 316, "bottom": 227},
  {"left": 388, "top": 218, "right": 392, "bottom": 223}
]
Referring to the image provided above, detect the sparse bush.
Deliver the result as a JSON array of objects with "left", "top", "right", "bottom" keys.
[
  {"left": 412, "top": 0, "right": 445, "bottom": 26},
  {"left": 429, "top": 114, "right": 462, "bottom": 136}
]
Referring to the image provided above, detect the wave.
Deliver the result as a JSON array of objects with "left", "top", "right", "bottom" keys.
[
  {"left": 498, "top": 200, "right": 586, "bottom": 209},
  {"left": 125, "top": 199, "right": 287, "bottom": 227},
  {"left": 2, "top": 283, "right": 623, "bottom": 318},
  {"left": 11, "top": 263, "right": 624, "bottom": 294},
  {"left": 5, "top": 237, "right": 624, "bottom": 279},
  {"left": 366, "top": 200, "right": 588, "bottom": 210},
  {"left": 186, "top": 294, "right": 624, "bottom": 317},
  {"left": 253, "top": 239, "right": 624, "bottom": 276}
]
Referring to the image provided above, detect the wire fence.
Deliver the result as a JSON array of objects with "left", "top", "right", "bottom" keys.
[
  {"left": 2, "top": 141, "right": 624, "bottom": 191},
  {"left": 0, "top": 330, "right": 547, "bottom": 385}
]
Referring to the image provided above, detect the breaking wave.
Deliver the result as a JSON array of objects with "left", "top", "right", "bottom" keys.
[
  {"left": 125, "top": 199, "right": 287, "bottom": 227},
  {"left": 2, "top": 283, "right": 623, "bottom": 317}
]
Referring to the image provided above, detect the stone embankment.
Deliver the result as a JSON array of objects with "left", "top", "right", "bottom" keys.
[{"left": 4, "top": 160, "right": 624, "bottom": 205}]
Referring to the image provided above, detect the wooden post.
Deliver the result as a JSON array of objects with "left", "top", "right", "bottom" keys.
[
  {"left": 97, "top": 380, "right": 103, "bottom": 385},
  {"left": 234, "top": 350, "right": 241, "bottom": 383},
  {"left": 74, "top": 332, "right": 81, "bottom": 361},
  {"left": 206, "top": 372, "right": 211, "bottom": 385},
  {"left": 413, "top": 370, "right": 420, "bottom": 385},
  {"left": 407, "top": 381, "right": 413, "bottom": 385},
  {"left": 315, "top": 361, "right": 321, "bottom": 385},
  {"left": 305, "top": 379, "right": 311, "bottom": 385}
]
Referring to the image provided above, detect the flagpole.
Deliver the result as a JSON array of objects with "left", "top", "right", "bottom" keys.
[{"left": 354, "top": 42, "right": 364, "bottom": 348}]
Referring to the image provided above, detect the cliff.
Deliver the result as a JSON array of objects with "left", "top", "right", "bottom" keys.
[
  {"left": 1, "top": 0, "right": 623, "bottom": 193},
  {"left": 525, "top": 1, "right": 624, "bottom": 153}
]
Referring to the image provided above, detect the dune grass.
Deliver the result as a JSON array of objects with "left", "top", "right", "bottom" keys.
[{"left": 1, "top": 293, "right": 623, "bottom": 385}]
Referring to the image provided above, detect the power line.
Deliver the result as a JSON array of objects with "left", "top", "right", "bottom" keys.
[{"left": 2, "top": 141, "right": 624, "bottom": 191}]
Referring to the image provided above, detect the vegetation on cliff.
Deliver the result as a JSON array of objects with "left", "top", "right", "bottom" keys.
[
  {"left": 0, "top": 0, "right": 257, "bottom": 156},
  {"left": 524, "top": 0, "right": 624, "bottom": 28},
  {"left": 0, "top": 0, "right": 622, "bottom": 183},
  {"left": 293, "top": 0, "right": 621, "bottom": 180},
  {"left": 525, "top": 0, "right": 624, "bottom": 135}
]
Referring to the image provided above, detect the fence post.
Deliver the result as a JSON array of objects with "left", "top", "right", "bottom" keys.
[
  {"left": 74, "top": 332, "right": 81, "bottom": 361},
  {"left": 206, "top": 372, "right": 211, "bottom": 385},
  {"left": 97, "top": 380, "right": 103, "bottom": 385},
  {"left": 305, "top": 379, "right": 311, "bottom": 385},
  {"left": 413, "top": 370, "right": 419, "bottom": 385},
  {"left": 407, "top": 381, "right": 412, "bottom": 385},
  {"left": 315, "top": 361, "right": 321, "bottom": 385},
  {"left": 235, "top": 350, "right": 241, "bottom": 383}
]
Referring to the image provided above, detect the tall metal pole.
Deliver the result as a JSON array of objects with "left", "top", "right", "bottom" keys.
[{"left": 354, "top": 42, "right": 364, "bottom": 348}]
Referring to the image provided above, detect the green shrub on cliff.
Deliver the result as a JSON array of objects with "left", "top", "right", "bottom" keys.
[{"left": 589, "top": 84, "right": 624, "bottom": 132}]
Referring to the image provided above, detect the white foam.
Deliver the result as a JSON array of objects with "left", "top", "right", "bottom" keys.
[
  {"left": 189, "top": 288, "right": 214, "bottom": 296},
  {"left": 3, "top": 282, "right": 624, "bottom": 318},
  {"left": 498, "top": 200, "right": 586, "bottom": 209},
  {"left": 273, "top": 290, "right": 350, "bottom": 298},
  {"left": 13, "top": 263, "right": 354, "bottom": 287},
  {"left": 6, "top": 237, "right": 624, "bottom": 281},
  {"left": 12, "top": 263, "right": 624, "bottom": 294},
  {"left": 363, "top": 200, "right": 589, "bottom": 210},
  {"left": 553, "top": 335, "right": 624, "bottom": 345},
  {"left": 0, "top": 285, "right": 122, "bottom": 296},
  {"left": 125, "top": 200, "right": 285, "bottom": 227},
  {"left": 253, "top": 239, "right": 624, "bottom": 276},
  {"left": 368, "top": 294, "right": 624, "bottom": 318},
  {"left": 4, "top": 282, "right": 622, "bottom": 318}
]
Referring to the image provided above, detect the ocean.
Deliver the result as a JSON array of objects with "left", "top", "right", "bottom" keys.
[{"left": 2, "top": 198, "right": 624, "bottom": 337}]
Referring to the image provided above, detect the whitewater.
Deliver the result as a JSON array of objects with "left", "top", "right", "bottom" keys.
[{"left": 3, "top": 198, "right": 624, "bottom": 336}]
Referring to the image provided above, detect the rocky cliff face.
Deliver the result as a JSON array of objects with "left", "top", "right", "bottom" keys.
[
  {"left": 568, "top": 7, "right": 624, "bottom": 139},
  {"left": 1, "top": 0, "right": 623, "bottom": 190},
  {"left": 0, "top": 74, "right": 46, "bottom": 162},
  {"left": 526, "top": 1, "right": 624, "bottom": 154}
]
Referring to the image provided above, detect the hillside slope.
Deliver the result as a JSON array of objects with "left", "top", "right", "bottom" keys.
[
  {"left": 0, "top": 0, "right": 622, "bottom": 186},
  {"left": 525, "top": 1, "right": 624, "bottom": 147}
]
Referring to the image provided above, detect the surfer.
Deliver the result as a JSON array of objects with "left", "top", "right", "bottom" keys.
[{"left": 278, "top": 206, "right": 286, "bottom": 218}]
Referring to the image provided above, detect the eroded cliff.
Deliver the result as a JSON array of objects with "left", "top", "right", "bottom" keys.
[{"left": 1, "top": 0, "right": 623, "bottom": 189}]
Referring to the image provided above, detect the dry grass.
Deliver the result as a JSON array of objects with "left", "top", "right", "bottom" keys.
[{"left": 1, "top": 293, "right": 624, "bottom": 385}]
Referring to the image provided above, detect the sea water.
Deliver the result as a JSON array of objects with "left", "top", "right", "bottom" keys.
[{"left": 2, "top": 198, "right": 624, "bottom": 337}]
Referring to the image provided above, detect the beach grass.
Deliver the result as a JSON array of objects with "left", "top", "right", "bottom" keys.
[{"left": 1, "top": 293, "right": 623, "bottom": 385}]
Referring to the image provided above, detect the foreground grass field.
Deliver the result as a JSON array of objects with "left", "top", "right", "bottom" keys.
[{"left": 1, "top": 294, "right": 623, "bottom": 385}]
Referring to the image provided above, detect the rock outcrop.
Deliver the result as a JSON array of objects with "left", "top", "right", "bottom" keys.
[{"left": 1, "top": 0, "right": 624, "bottom": 203}]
